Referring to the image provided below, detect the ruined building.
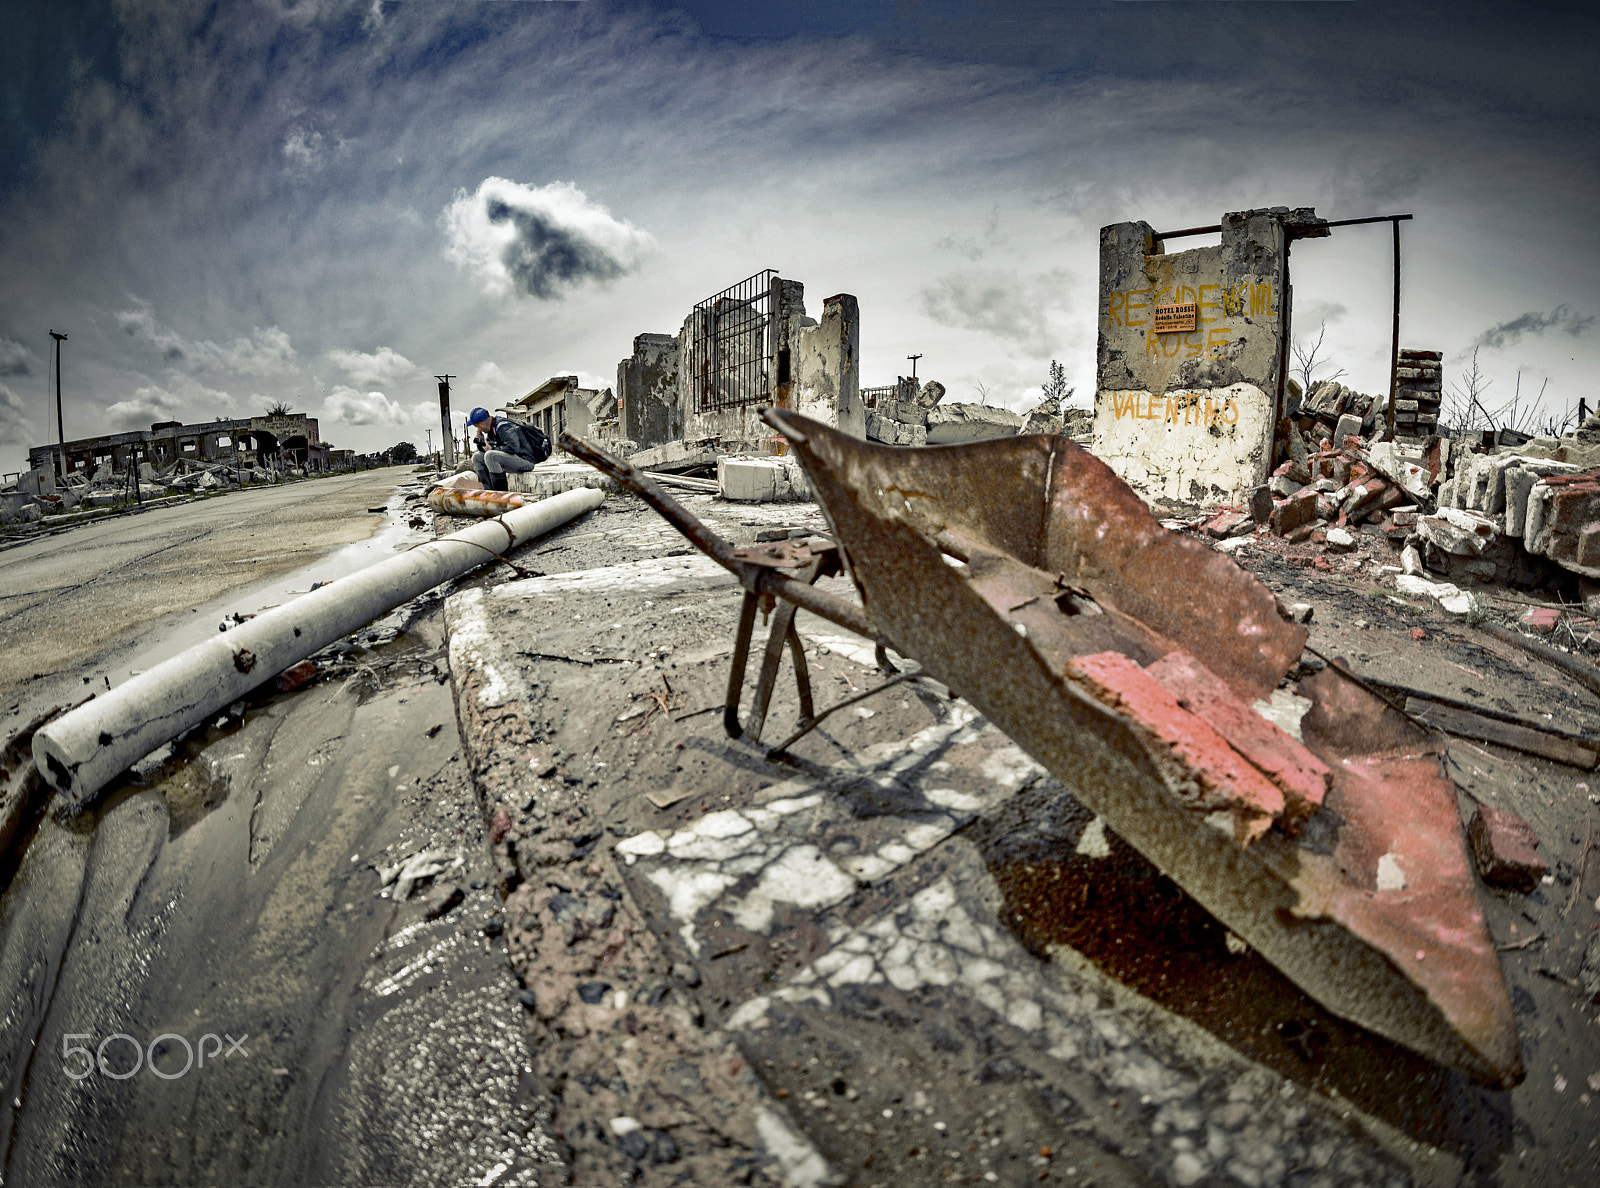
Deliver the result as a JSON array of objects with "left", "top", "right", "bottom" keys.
[
  {"left": 1094, "top": 208, "right": 1329, "bottom": 504},
  {"left": 27, "top": 412, "right": 324, "bottom": 477},
  {"left": 615, "top": 270, "right": 861, "bottom": 454}
]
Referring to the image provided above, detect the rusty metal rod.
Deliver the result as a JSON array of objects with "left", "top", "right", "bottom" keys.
[
  {"left": 560, "top": 432, "right": 882, "bottom": 644},
  {"left": 765, "top": 669, "right": 928, "bottom": 757},
  {"left": 559, "top": 433, "right": 741, "bottom": 568},
  {"left": 1155, "top": 213, "right": 1413, "bottom": 241},
  {"left": 1386, "top": 217, "right": 1401, "bottom": 440},
  {"left": 1478, "top": 621, "right": 1600, "bottom": 702}
]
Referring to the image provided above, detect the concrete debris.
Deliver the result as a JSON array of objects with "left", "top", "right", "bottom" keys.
[
  {"left": 1394, "top": 574, "right": 1479, "bottom": 616},
  {"left": 1324, "top": 526, "right": 1355, "bottom": 553},
  {"left": 1415, "top": 507, "right": 1498, "bottom": 556},
  {"left": 924, "top": 402, "right": 1025, "bottom": 445},
  {"left": 377, "top": 847, "right": 465, "bottom": 901},
  {"left": 1582, "top": 931, "right": 1600, "bottom": 1004},
  {"left": 716, "top": 455, "right": 813, "bottom": 503},
  {"left": 1467, "top": 803, "right": 1548, "bottom": 894},
  {"left": 863, "top": 407, "right": 928, "bottom": 447}
]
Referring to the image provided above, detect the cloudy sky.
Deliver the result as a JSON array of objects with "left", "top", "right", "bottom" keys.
[{"left": 1, "top": 0, "right": 1595, "bottom": 471}]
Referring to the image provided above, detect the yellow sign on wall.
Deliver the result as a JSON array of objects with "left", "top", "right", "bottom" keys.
[{"left": 1153, "top": 303, "right": 1197, "bottom": 333}]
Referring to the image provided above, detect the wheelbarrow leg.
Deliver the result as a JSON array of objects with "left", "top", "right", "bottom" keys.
[
  {"left": 747, "top": 598, "right": 802, "bottom": 743},
  {"left": 724, "top": 591, "right": 760, "bottom": 740},
  {"left": 788, "top": 624, "right": 814, "bottom": 723}
]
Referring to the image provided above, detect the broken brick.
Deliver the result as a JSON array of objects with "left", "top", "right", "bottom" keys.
[
  {"left": 1467, "top": 803, "right": 1548, "bottom": 894},
  {"left": 1066, "top": 650, "right": 1284, "bottom": 842},
  {"left": 1271, "top": 487, "right": 1319, "bottom": 536},
  {"left": 274, "top": 659, "right": 319, "bottom": 693},
  {"left": 1285, "top": 522, "right": 1317, "bottom": 544},
  {"left": 1202, "top": 509, "right": 1247, "bottom": 539},
  {"left": 1145, "top": 650, "right": 1330, "bottom": 827},
  {"left": 1249, "top": 485, "right": 1274, "bottom": 525},
  {"left": 1518, "top": 606, "right": 1562, "bottom": 634}
]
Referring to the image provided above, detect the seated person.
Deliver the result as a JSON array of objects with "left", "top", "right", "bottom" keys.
[{"left": 468, "top": 406, "right": 550, "bottom": 491}]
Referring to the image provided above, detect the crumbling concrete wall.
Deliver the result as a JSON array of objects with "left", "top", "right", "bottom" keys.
[
  {"left": 791, "top": 293, "right": 863, "bottom": 440},
  {"left": 669, "top": 276, "right": 862, "bottom": 450},
  {"left": 1094, "top": 209, "right": 1316, "bottom": 504},
  {"left": 617, "top": 333, "right": 680, "bottom": 450}
]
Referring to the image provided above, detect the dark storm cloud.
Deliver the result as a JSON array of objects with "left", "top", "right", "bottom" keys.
[
  {"left": 488, "top": 197, "right": 628, "bottom": 300},
  {"left": 444, "top": 178, "right": 655, "bottom": 301},
  {"left": 0, "top": 337, "right": 39, "bottom": 377},
  {"left": 1476, "top": 305, "right": 1595, "bottom": 350}
]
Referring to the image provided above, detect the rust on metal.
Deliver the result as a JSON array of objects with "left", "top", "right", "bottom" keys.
[
  {"left": 728, "top": 538, "right": 833, "bottom": 569},
  {"left": 562, "top": 421, "right": 1523, "bottom": 1088},
  {"left": 427, "top": 486, "right": 527, "bottom": 517},
  {"left": 755, "top": 409, "right": 1522, "bottom": 1088}
]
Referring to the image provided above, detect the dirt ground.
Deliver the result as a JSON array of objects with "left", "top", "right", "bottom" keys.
[{"left": 439, "top": 487, "right": 1600, "bottom": 1187}]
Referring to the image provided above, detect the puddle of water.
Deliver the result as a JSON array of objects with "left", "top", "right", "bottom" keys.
[{"left": 114, "top": 491, "right": 430, "bottom": 690}]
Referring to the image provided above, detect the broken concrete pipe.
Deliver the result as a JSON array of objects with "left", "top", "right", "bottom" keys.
[{"left": 33, "top": 486, "right": 605, "bottom": 809}]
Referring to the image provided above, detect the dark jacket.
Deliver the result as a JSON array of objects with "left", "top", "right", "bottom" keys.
[{"left": 485, "top": 418, "right": 550, "bottom": 465}]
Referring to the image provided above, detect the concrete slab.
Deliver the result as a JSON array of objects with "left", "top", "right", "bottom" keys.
[
  {"left": 507, "top": 462, "right": 619, "bottom": 498},
  {"left": 444, "top": 545, "right": 1448, "bottom": 1186}
]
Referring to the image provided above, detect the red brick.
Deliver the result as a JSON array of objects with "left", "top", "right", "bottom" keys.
[
  {"left": 1468, "top": 803, "right": 1547, "bottom": 893},
  {"left": 1271, "top": 487, "right": 1319, "bottom": 536},
  {"left": 1202, "top": 509, "right": 1246, "bottom": 539},
  {"left": 1067, "top": 651, "right": 1283, "bottom": 842},
  {"left": 1145, "top": 650, "right": 1330, "bottom": 828},
  {"left": 1518, "top": 606, "right": 1562, "bottom": 634},
  {"left": 274, "top": 659, "right": 319, "bottom": 692}
]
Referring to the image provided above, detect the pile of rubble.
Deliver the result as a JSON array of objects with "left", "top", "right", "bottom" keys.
[
  {"left": 863, "top": 380, "right": 1092, "bottom": 449},
  {"left": 0, "top": 457, "right": 286, "bottom": 526},
  {"left": 1196, "top": 409, "right": 1600, "bottom": 617}
]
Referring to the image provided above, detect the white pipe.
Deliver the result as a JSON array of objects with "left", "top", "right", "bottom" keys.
[{"left": 35, "top": 486, "right": 604, "bottom": 809}]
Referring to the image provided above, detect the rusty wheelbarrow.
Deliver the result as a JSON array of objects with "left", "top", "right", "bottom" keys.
[{"left": 561, "top": 415, "right": 1523, "bottom": 1088}]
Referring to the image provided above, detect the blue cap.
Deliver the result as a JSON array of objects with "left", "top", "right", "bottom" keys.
[{"left": 468, "top": 406, "right": 491, "bottom": 425}]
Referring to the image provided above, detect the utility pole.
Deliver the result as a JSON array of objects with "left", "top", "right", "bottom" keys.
[
  {"left": 907, "top": 354, "right": 922, "bottom": 381},
  {"left": 49, "top": 330, "right": 67, "bottom": 478},
  {"left": 425, "top": 427, "right": 434, "bottom": 466},
  {"left": 435, "top": 375, "right": 456, "bottom": 468}
]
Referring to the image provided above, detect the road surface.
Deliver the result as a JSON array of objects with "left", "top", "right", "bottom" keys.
[{"left": 0, "top": 471, "right": 564, "bottom": 1186}]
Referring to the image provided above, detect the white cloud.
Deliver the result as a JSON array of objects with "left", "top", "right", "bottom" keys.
[
  {"left": 327, "top": 346, "right": 418, "bottom": 387},
  {"left": 116, "top": 304, "right": 298, "bottom": 375},
  {"left": 918, "top": 268, "right": 1072, "bottom": 358},
  {"left": 0, "top": 383, "right": 35, "bottom": 447},
  {"left": 465, "top": 361, "right": 514, "bottom": 403},
  {"left": 0, "top": 338, "right": 40, "bottom": 378},
  {"left": 321, "top": 385, "right": 428, "bottom": 426},
  {"left": 443, "top": 177, "right": 656, "bottom": 300},
  {"left": 103, "top": 375, "right": 240, "bottom": 430},
  {"left": 283, "top": 127, "right": 326, "bottom": 170},
  {"left": 105, "top": 385, "right": 185, "bottom": 430}
]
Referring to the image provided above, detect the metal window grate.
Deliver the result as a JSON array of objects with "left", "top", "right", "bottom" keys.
[
  {"left": 689, "top": 270, "right": 776, "bottom": 413},
  {"left": 860, "top": 384, "right": 897, "bottom": 410}
]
